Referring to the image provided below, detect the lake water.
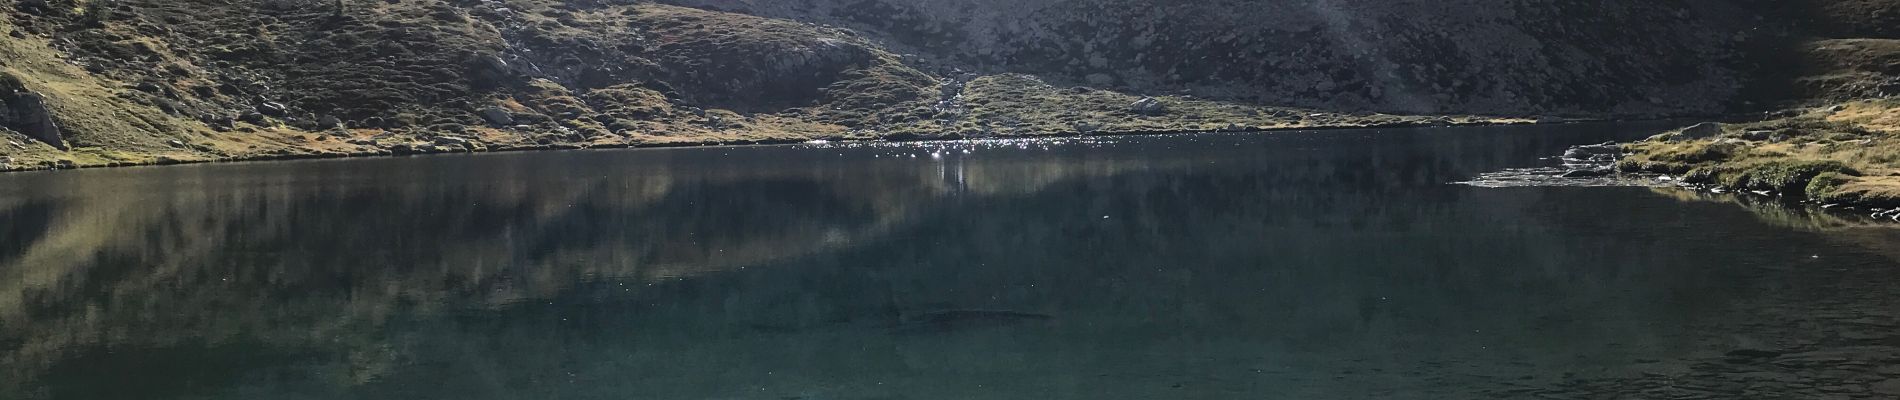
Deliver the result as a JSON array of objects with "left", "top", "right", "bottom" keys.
[{"left": 6, "top": 123, "right": 1900, "bottom": 399}]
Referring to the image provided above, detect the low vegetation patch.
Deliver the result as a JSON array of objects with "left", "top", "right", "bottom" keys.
[{"left": 1619, "top": 99, "right": 1900, "bottom": 206}]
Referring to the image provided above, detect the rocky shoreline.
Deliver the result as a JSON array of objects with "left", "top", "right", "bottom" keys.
[{"left": 1604, "top": 100, "right": 1900, "bottom": 211}]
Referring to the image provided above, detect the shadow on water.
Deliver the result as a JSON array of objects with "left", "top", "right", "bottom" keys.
[{"left": 4, "top": 122, "right": 1900, "bottom": 399}]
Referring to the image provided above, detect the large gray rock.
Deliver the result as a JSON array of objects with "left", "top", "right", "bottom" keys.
[
  {"left": 1562, "top": 143, "right": 1621, "bottom": 162},
  {"left": 2, "top": 90, "right": 65, "bottom": 150},
  {"left": 256, "top": 101, "right": 290, "bottom": 117},
  {"left": 469, "top": 55, "right": 514, "bottom": 88},
  {"left": 432, "top": 135, "right": 472, "bottom": 147},
  {"left": 1129, "top": 97, "right": 1166, "bottom": 116},
  {"left": 478, "top": 107, "right": 516, "bottom": 126}
]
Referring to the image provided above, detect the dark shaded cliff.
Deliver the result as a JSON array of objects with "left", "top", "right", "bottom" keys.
[{"left": 671, "top": 0, "right": 1778, "bottom": 115}]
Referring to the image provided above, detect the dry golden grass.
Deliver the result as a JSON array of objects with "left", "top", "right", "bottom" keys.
[{"left": 1622, "top": 99, "right": 1900, "bottom": 206}]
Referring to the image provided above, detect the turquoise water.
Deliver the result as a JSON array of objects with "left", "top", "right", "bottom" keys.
[{"left": 5, "top": 123, "right": 1900, "bottom": 399}]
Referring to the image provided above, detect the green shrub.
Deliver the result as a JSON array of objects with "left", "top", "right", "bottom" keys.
[{"left": 1805, "top": 171, "right": 1854, "bottom": 199}]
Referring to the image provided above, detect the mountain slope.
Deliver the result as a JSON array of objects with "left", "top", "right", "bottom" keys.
[{"left": 0, "top": 0, "right": 1812, "bottom": 171}]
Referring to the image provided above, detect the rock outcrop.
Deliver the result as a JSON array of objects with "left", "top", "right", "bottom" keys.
[{"left": 0, "top": 76, "right": 61, "bottom": 150}]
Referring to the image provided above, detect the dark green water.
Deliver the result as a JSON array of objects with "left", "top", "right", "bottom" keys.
[{"left": 6, "top": 124, "right": 1900, "bottom": 399}]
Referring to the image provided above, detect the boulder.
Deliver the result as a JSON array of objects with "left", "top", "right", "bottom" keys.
[
  {"left": 1562, "top": 143, "right": 1621, "bottom": 161},
  {"left": 257, "top": 101, "right": 289, "bottom": 117},
  {"left": 204, "top": 114, "right": 236, "bottom": 130},
  {"left": 14, "top": 0, "right": 52, "bottom": 16},
  {"left": 317, "top": 115, "right": 343, "bottom": 128},
  {"left": 1130, "top": 97, "right": 1167, "bottom": 116},
  {"left": 430, "top": 123, "right": 468, "bottom": 134},
  {"left": 431, "top": 136, "right": 471, "bottom": 147},
  {"left": 478, "top": 107, "right": 516, "bottom": 126},
  {"left": 2, "top": 89, "right": 65, "bottom": 150},
  {"left": 1070, "top": 121, "right": 1101, "bottom": 134},
  {"left": 1679, "top": 122, "right": 1724, "bottom": 139},
  {"left": 469, "top": 55, "right": 516, "bottom": 88},
  {"left": 238, "top": 112, "right": 269, "bottom": 125}
]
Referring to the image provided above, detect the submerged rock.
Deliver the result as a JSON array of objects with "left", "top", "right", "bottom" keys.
[
  {"left": 1560, "top": 169, "right": 1612, "bottom": 178},
  {"left": 1724, "top": 348, "right": 1783, "bottom": 360},
  {"left": 1563, "top": 142, "right": 1622, "bottom": 162}
]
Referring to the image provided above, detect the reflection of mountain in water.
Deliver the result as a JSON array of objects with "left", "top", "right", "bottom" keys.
[{"left": 1, "top": 124, "right": 1856, "bottom": 399}]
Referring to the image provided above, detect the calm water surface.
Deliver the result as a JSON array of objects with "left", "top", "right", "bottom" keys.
[{"left": 6, "top": 123, "right": 1900, "bottom": 399}]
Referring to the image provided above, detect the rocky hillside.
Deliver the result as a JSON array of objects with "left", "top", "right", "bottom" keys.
[
  {"left": 670, "top": 0, "right": 1777, "bottom": 114},
  {"left": 0, "top": 0, "right": 1821, "bottom": 171}
]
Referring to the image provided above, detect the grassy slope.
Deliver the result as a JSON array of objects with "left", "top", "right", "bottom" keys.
[{"left": 0, "top": 11, "right": 210, "bottom": 167}]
